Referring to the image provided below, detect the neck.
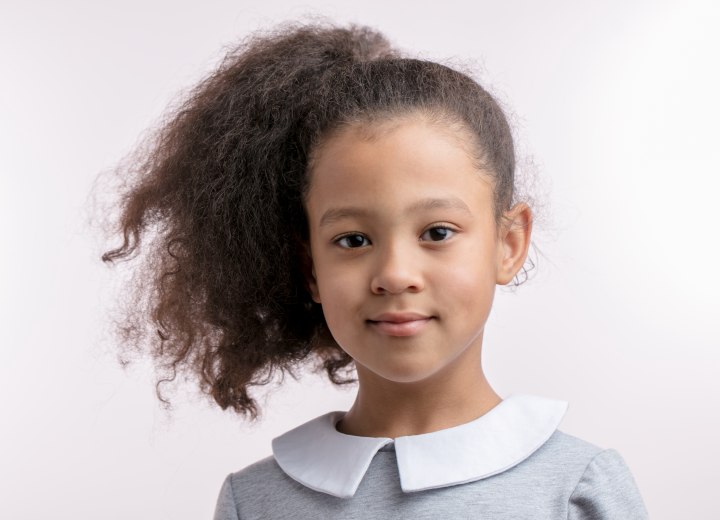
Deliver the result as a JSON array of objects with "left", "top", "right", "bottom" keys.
[{"left": 336, "top": 338, "right": 502, "bottom": 439}]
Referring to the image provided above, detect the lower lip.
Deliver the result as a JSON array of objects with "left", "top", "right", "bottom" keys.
[{"left": 368, "top": 318, "right": 432, "bottom": 337}]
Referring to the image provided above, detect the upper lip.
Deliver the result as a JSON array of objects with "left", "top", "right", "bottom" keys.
[{"left": 368, "top": 312, "right": 431, "bottom": 323}]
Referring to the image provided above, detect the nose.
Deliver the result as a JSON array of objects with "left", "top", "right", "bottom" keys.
[{"left": 370, "top": 241, "right": 425, "bottom": 295}]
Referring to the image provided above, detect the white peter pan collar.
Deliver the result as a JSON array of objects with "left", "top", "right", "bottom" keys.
[{"left": 272, "top": 394, "right": 568, "bottom": 498}]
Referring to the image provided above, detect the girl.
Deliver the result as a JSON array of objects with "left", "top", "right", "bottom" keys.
[{"left": 101, "top": 20, "right": 649, "bottom": 519}]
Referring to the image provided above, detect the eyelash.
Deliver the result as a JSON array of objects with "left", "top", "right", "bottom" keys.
[{"left": 333, "top": 224, "right": 458, "bottom": 249}]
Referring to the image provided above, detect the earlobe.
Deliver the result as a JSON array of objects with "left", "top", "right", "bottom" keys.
[
  {"left": 308, "top": 267, "right": 321, "bottom": 303},
  {"left": 496, "top": 203, "right": 533, "bottom": 286},
  {"left": 300, "top": 242, "right": 321, "bottom": 303}
]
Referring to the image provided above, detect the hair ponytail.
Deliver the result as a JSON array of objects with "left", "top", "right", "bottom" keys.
[{"left": 99, "top": 20, "right": 520, "bottom": 420}]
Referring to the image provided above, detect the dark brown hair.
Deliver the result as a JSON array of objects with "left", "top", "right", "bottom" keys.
[{"left": 98, "top": 20, "right": 531, "bottom": 420}]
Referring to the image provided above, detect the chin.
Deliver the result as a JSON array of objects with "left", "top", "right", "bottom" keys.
[{"left": 367, "top": 363, "right": 444, "bottom": 385}]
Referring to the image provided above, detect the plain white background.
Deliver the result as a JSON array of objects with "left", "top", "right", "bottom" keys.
[{"left": 1, "top": 1, "right": 718, "bottom": 518}]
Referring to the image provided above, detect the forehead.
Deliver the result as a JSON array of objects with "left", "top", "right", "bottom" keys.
[
  {"left": 305, "top": 115, "right": 494, "bottom": 218},
  {"left": 311, "top": 112, "right": 479, "bottom": 167}
]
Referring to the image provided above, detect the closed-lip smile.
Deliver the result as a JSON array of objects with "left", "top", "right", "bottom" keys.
[
  {"left": 368, "top": 312, "right": 431, "bottom": 323},
  {"left": 367, "top": 312, "right": 433, "bottom": 337}
]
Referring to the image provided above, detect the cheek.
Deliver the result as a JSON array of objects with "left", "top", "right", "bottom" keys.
[
  {"left": 315, "top": 261, "right": 364, "bottom": 314},
  {"left": 316, "top": 271, "right": 364, "bottom": 353},
  {"left": 317, "top": 258, "right": 351, "bottom": 290},
  {"left": 438, "top": 255, "right": 497, "bottom": 309}
]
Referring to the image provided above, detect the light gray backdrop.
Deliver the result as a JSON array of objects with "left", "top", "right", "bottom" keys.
[{"left": 1, "top": 1, "right": 718, "bottom": 518}]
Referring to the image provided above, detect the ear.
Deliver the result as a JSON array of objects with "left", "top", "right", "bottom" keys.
[
  {"left": 299, "top": 241, "right": 321, "bottom": 303},
  {"left": 495, "top": 203, "right": 533, "bottom": 285}
]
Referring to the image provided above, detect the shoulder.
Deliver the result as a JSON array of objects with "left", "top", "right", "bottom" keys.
[
  {"left": 543, "top": 429, "right": 605, "bottom": 461},
  {"left": 519, "top": 428, "right": 605, "bottom": 478},
  {"left": 213, "top": 455, "right": 299, "bottom": 520},
  {"left": 544, "top": 430, "right": 650, "bottom": 519},
  {"left": 225, "top": 454, "right": 290, "bottom": 492}
]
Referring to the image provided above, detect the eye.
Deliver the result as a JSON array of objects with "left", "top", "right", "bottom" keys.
[
  {"left": 334, "top": 233, "right": 370, "bottom": 249},
  {"left": 420, "top": 225, "right": 457, "bottom": 242}
]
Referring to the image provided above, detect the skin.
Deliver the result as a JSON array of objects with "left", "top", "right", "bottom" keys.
[{"left": 303, "top": 113, "right": 532, "bottom": 439}]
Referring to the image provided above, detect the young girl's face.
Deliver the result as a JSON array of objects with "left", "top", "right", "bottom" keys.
[{"left": 304, "top": 114, "right": 526, "bottom": 385}]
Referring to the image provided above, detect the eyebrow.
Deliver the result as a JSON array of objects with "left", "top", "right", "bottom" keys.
[{"left": 318, "top": 196, "right": 473, "bottom": 228}]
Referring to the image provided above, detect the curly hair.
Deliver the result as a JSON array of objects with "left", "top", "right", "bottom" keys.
[{"left": 99, "top": 19, "right": 531, "bottom": 420}]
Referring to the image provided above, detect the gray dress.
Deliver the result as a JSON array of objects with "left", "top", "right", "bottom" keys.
[{"left": 213, "top": 394, "right": 649, "bottom": 519}]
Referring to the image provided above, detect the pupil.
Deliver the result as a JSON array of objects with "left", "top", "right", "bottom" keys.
[
  {"left": 349, "top": 235, "right": 364, "bottom": 247},
  {"left": 429, "top": 228, "right": 447, "bottom": 240}
]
